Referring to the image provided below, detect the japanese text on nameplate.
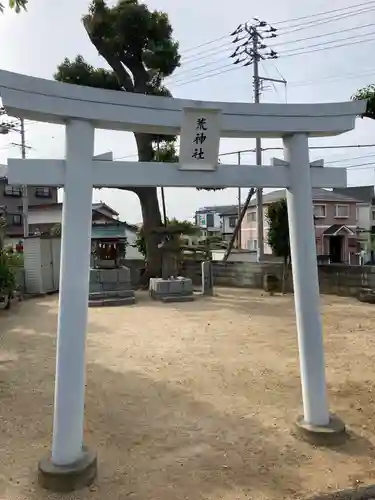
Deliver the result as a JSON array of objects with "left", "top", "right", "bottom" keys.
[{"left": 192, "top": 117, "right": 208, "bottom": 160}]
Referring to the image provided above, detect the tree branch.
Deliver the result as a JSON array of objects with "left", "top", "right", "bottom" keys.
[{"left": 83, "top": 16, "right": 134, "bottom": 92}]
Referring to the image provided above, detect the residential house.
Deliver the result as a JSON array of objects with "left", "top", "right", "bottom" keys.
[
  {"left": 241, "top": 188, "right": 362, "bottom": 263},
  {"left": 0, "top": 165, "right": 58, "bottom": 239},
  {"left": 220, "top": 205, "right": 241, "bottom": 242},
  {"left": 332, "top": 185, "right": 375, "bottom": 253},
  {"left": 195, "top": 204, "right": 239, "bottom": 239},
  {"left": 24, "top": 201, "right": 142, "bottom": 259},
  {"left": 26, "top": 201, "right": 119, "bottom": 234}
]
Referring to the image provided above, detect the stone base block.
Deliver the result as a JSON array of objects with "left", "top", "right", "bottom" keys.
[
  {"left": 294, "top": 413, "right": 347, "bottom": 446},
  {"left": 161, "top": 294, "right": 195, "bottom": 303},
  {"left": 89, "top": 267, "right": 133, "bottom": 293},
  {"left": 358, "top": 287, "right": 375, "bottom": 304},
  {"left": 149, "top": 277, "right": 194, "bottom": 302},
  {"left": 89, "top": 290, "right": 135, "bottom": 300},
  {"left": 38, "top": 448, "right": 97, "bottom": 493},
  {"left": 89, "top": 296, "right": 136, "bottom": 307},
  {"left": 89, "top": 266, "right": 136, "bottom": 307}
]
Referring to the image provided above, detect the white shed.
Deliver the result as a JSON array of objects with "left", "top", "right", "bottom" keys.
[{"left": 23, "top": 236, "right": 61, "bottom": 294}]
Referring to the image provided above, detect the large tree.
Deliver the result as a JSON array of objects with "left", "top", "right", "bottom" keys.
[
  {"left": 0, "top": 0, "right": 27, "bottom": 12},
  {"left": 352, "top": 85, "right": 375, "bottom": 119},
  {"left": 55, "top": 0, "right": 180, "bottom": 282}
]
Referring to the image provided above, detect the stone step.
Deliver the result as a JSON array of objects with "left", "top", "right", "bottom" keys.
[
  {"left": 89, "top": 297, "right": 136, "bottom": 308},
  {"left": 161, "top": 295, "right": 195, "bottom": 303},
  {"left": 89, "top": 290, "right": 135, "bottom": 300}
]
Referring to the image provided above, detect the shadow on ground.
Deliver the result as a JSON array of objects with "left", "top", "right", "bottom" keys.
[{"left": 0, "top": 305, "right": 305, "bottom": 500}]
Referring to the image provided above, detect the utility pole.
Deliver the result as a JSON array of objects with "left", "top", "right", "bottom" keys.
[
  {"left": 252, "top": 30, "right": 264, "bottom": 261},
  {"left": 20, "top": 118, "right": 28, "bottom": 237},
  {"left": 228, "top": 20, "right": 282, "bottom": 261},
  {"left": 0, "top": 109, "right": 31, "bottom": 238},
  {"left": 237, "top": 151, "right": 242, "bottom": 249},
  {"left": 157, "top": 139, "right": 167, "bottom": 226}
]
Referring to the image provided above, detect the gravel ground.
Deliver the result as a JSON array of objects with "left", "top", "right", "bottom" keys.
[{"left": 1, "top": 289, "right": 375, "bottom": 500}]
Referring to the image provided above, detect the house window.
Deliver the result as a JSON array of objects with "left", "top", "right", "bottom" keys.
[
  {"left": 35, "top": 186, "right": 52, "bottom": 198},
  {"left": 314, "top": 204, "right": 326, "bottom": 218},
  {"left": 246, "top": 211, "right": 256, "bottom": 222},
  {"left": 372, "top": 210, "right": 375, "bottom": 222},
  {"left": 229, "top": 216, "right": 237, "bottom": 228},
  {"left": 206, "top": 213, "right": 214, "bottom": 227},
  {"left": 247, "top": 239, "right": 257, "bottom": 250},
  {"left": 4, "top": 184, "right": 22, "bottom": 197},
  {"left": 7, "top": 213, "right": 22, "bottom": 226},
  {"left": 335, "top": 204, "right": 349, "bottom": 218}
]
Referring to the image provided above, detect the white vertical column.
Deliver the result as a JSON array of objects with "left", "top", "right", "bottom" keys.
[
  {"left": 52, "top": 120, "right": 95, "bottom": 466},
  {"left": 284, "top": 133, "right": 330, "bottom": 427}
]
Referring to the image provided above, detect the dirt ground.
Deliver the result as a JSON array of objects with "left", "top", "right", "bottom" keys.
[{"left": 1, "top": 289, "right": 375, "bottom": 500}]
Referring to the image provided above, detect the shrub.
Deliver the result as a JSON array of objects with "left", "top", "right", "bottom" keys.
[{"left": 0, "top": 249, "right": 17, "bottom": 296}]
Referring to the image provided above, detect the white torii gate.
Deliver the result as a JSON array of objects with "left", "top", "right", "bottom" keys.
[{"left": 0, "top": 69, "right": 366, "bottom": 491}]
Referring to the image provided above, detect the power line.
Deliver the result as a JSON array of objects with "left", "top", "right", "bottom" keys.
[
  {"left": 272, "top": 22, "right": 375, "bottom": 48},
  {"left": 173, "top": 21, "right": 375, "bottom": 81},
  {"left": 179, "top": 1, "right": 375, "bottom": 61},
  {"left": 285, "top": 68, "right": 375, "bottom": 89},
  {"left": 171, "top": 32, "right": 375, "bottom": 87},
  {"left": 281, "top": 29, "right": 375, "bottom": 56},
  {"left": 281, "top": 32, "right": 375, "bottom": 59},
  {"left": 272, "top": 0, "right": 375, "bottom": 27},
  {"left": 277, "top": 5, "right": 375, "bottom": 35}
]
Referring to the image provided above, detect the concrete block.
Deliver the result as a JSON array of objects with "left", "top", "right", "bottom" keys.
[
  {"left": 88, "top": 282, "right": 102, "bottom": 293},
  {"left": 149, "top": 277, "right": 194, "bottom": 302},
  {"left": 38, "top": 447, "right": 97, "bottom": 492}
]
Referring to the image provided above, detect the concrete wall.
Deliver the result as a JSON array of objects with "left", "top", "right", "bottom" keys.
[
  {"left": 181, "top": 261, "right": 375, "bottom": 297},
  {"left": 16, "top": 257, "right": 375, "bottom": 298}
]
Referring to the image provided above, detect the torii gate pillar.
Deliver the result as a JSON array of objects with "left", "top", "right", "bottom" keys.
[
  {"left": 38, "top": 120, "right": 98, "bottom": 491},
  {"left": 284, "top": 134, "right": 345, "bottom": 444}
]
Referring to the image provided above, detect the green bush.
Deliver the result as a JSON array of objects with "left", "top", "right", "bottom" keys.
[{"left": 0, "top": 249, "right": 17, "bottom": 296}]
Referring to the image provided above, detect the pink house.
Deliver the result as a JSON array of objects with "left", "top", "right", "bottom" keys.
[{"left": 241, "top": 188, "right": 361, "bottom": 263}]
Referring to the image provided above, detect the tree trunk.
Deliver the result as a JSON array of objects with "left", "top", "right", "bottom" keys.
[
  {"left": 137, "top": 187, "right": 163, "bottom": 286},
  {"left": 134, "top": 133, "right": 163, "bottom": 286}
]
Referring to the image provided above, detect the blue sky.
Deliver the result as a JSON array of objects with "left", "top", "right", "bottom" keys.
[{"left": 0, "top": 0, "right": 375, "bottom": 223}]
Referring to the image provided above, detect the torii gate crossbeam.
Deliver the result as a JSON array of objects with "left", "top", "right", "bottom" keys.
[{"left": 0, "top": 69, "right": 366, "bottom": 492}]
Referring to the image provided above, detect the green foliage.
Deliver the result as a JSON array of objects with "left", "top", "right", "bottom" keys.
[
  {"left": 84, "top": 0, "right": 180, "bottom": 82},
  {"left": 134, "top": 227, "right": 147, "bottom": 257},
  {"left": 49, "top": 223, "right": 62, "bottom": 237},
  {"left": 267, "top": 199, "right": 290, "bottom": 261},
  {"left": 134, "top": 218, "right": 198, "bottom": 258},
  {"left": 352, "top": 84, "right": 375, "bottom": 119},
  {"left": 0, "top": 249, "right": 18, "bottom": 296},
  {"left": 0, "top": 213, "right": 5, "bottom": 250},
  {"left": 55, "top": 56, "right": 121, "bottom": 90},
  {"left": 0, "top": 0, "right": 27, "bottom": 13},
  {"left": 5, "top": 249, "right": 24, "bottom": 268},
  {"left": 153, "top": 140, "right": 178, "bottom": 163}
]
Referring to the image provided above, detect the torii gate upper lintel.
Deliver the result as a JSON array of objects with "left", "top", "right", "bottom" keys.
[{"left": 0, "top": 69, "right": 366, "bottom": 492}]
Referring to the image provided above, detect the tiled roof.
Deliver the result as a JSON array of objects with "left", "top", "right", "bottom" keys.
[{"left": 332, "top": 186, "right": 374, "bottom": 203}]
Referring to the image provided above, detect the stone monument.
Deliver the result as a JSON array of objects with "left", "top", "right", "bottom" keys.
[
  {"left": 149, "top": 226, "right": 194, "bottom": 303},
  {"left": 89, "top": 236, "right": 135, "bottom": 307}
]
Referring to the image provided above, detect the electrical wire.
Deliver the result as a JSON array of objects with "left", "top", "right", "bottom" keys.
[
  {"left": 277, "top": 6, "right": 375, "bottom": 36},
  {"left": 170, "top": 19, "right": 375, "bottom": 84},
  {"left": 280, "top": 29, "right": 375, "bottom": 56},
  {"left": 174, "top": 2, "right": 375, "bottom": 69},
  {"left": 171, "top": 32, "right": 375, "bottom": 87},
  {"left": 271, "top": 0, "right": 375, "bottom": 27}
]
